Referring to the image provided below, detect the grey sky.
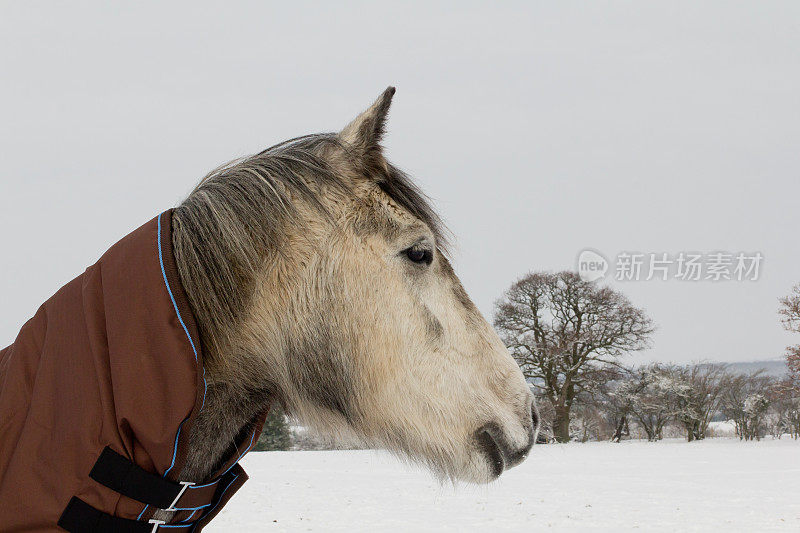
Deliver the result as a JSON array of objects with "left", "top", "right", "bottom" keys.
[{"left": 2, "top": 2, "right": 798, "bottom": 364}]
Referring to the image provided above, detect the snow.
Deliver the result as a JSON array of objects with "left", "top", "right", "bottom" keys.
[
  {"left": 707, "top": 420, "right": 738, "bottom": 438},
  {"left": 207, "top": 438, "right": 800, "bottom": 532}
]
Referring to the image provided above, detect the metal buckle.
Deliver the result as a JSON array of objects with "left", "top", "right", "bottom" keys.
[
  {"left": 164, "top": 480, "right": 195, "bottom": 512},
  {"left": 148, "top": 519, "right": 165, "bottom": 533}
]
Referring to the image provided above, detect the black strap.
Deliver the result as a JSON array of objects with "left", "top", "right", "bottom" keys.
[
  {"left": 89, "top": 446, "right": 185, "bottom": 509},
  {"left": 58, "top": 496, "right": 195, "bottom": 533},
  {"left": 61, "top": 447, "right": 243, "bottom": 532}
]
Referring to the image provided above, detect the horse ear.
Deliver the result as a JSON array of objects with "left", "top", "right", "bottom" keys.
[{"left": 339, "top": 86, "right": 396, "bottom": 159}]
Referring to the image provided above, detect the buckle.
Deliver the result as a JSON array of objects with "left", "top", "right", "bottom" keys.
[
  {"left": 148, "top": 519, "right": 165, "bottom": 532},
  {"left": 164, "top": 480, "right": 195, "bottom": 512}
]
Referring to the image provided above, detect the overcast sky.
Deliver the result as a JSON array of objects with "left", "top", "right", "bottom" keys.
[{"left": 2, "top": 2, "right": 798, "bottom": 364}]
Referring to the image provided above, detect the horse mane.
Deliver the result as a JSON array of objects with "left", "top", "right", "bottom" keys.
[{"left": 171, "top": 133, "right": 448, "bottom": 371}]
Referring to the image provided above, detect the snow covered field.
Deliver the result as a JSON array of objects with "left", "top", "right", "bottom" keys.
[{"left": 207, "top": 438, "right": 799, "bottom": 532}]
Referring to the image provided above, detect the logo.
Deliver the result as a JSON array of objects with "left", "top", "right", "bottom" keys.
[{"left": 577, "top": 249, "right": 609, "bottom": 282}]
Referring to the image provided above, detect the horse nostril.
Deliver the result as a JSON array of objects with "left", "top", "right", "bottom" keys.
[
  {"left": 475, "top": 426, "right": 505, "bottom": 478},
  {"left": 476, "top": 419, "right": 533, "bottom": 475}
]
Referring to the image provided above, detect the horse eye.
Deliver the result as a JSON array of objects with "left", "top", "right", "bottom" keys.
[{"left": 404, "top": 247, "right": 433, "bottom": 266}]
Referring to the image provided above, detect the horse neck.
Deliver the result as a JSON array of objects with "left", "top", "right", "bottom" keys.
[{"left": 170, "top": 212, "right": 273, "bottom": 482}]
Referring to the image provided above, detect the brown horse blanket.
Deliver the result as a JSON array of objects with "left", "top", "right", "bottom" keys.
[{"left": 0, "top": 211, "right": 266, "bottom": 532}]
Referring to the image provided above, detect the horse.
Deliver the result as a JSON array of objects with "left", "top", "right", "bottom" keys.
[
  {"left": 171, "top": 87, "right": 538, "bottom": 490},
  {"left": 0, "top": 87, "right": 538, "bottom": 530}
]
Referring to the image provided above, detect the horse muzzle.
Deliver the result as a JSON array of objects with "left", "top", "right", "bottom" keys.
[{"left": 475, "top": 404, "right": 538, "bottom": 478}]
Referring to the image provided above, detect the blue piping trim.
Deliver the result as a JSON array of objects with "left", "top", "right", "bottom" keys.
[
  {"left": 149, "top": 475, "right": 240, "bottom": 530},
  {"left": 157, "top": 212, "right": 208, "bottom": 424},
  {"left": 163, "top": 424, "right": 184, "bottom": 478},
  {"left": 185, "top": 416, "right": 259, "bottom": 492},
  {"left": 139, "top": 213, "right": 209, "bottom": 522},
  {"left": 154, "top": 428, "right": 255, "bottom": 522},
  {"left": 137, "top": 504, "right": 149, "bottom": 520},
  {"left": 201, "top": 474, "right": 241, "bottom": 517},
  {"left": 187, "top": 479, "right": 217, "bottom": 490},
  {"left": 170, "top": 503, "right": 211, "bottom": 512},
  {"left": 190, "top": 474, "right": 240, "bottom": 532}
]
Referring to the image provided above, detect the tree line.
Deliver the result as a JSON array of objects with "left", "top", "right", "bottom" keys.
[
  {"left": 494, "top": 271, "right": 800, "bottom": 443},
  {"left": 563, "top": 362, "right": 798, "bottom": 442}
]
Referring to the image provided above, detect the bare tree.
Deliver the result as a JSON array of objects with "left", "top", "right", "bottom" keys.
[
  {"left": 597, "top": 367, "right": 636, "bottom": 442},
  {"left": 767, "top": 378, "right": 800, "bottom": 439},
  {"left": 624, "top": 365, "right": 674, "bottom": 441},
  {"left": 774, "top": 285, "right": 800, "bottom": 439},
  {"left": 766, "top": 382, "right": 790, "bottom": 439},
  {"left": 669, "top": 363, "right": 728, "bottom": 441},
  {"left": 570, "top": 398, "right": 604, "bottom": 443},
  {"left": 779, "top": 284, "right": 800, "bottom": 380},
  {"left": 720, "top": 371, "right": 774, "bottom": 441},
  {"left": 779, "top": 284, "right": 800, "bottom": 332},
  {"left": 494, "top": 272, "right": 654, "bottom": 442}
]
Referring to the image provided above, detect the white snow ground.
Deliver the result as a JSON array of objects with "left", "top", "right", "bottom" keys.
[{"left": 207, "top": 438, "right": 799, "bottom": 532}]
